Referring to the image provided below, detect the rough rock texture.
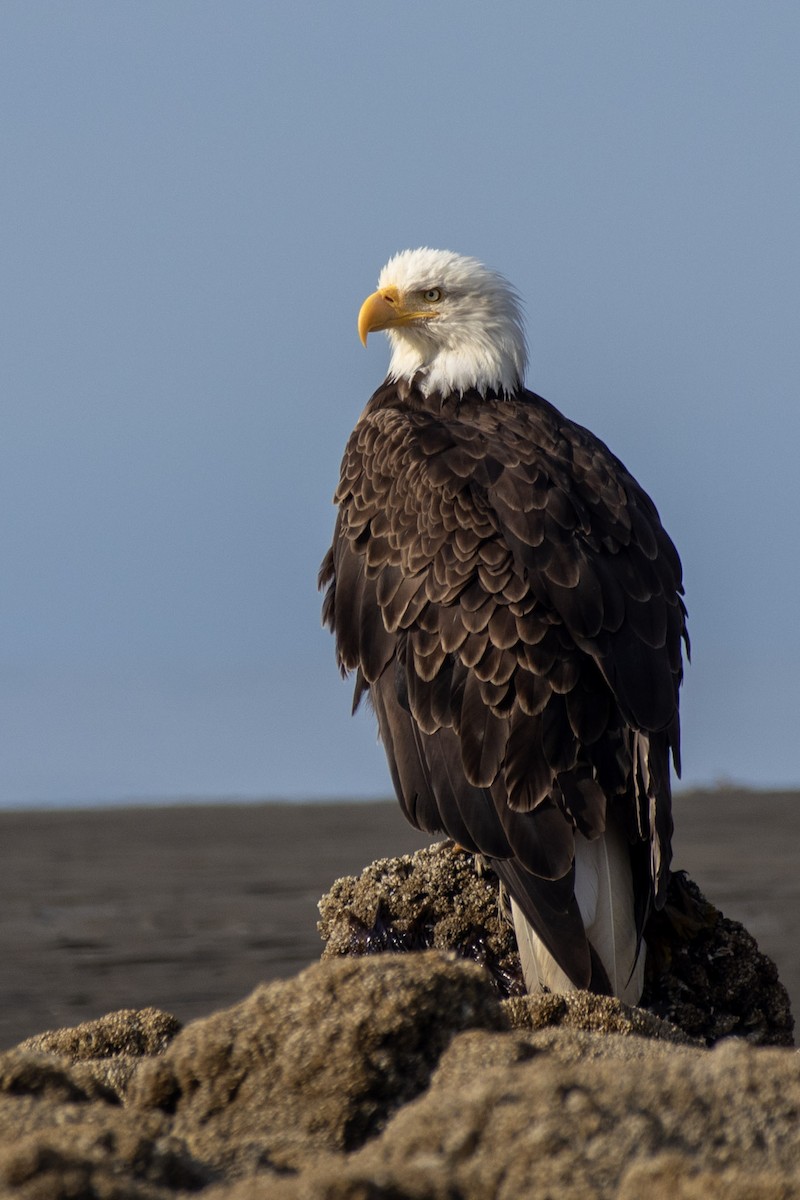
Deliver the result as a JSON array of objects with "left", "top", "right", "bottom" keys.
[
  {"left": 1, "top": 953, "right": 799, "bottom": 1198},
  {"left": 0, "top": 851, "right": 797, "bottom": 1198},
  {"left": 19, "top": 1007, "right": 182, "bottom": 1061},
  {"left": 9, "top": 1007, "right": 184, "bottom": 1100},
  {"left": 0, "top": 1008, "right": 207, "bottom": 1198},
  {"left": 129, "top": 953, "right": 506, "bottom": 1177},
  {"left": 209, "top": 1031, "right": 800, "bottom": 1200},
  {"left": 319, "top": 841, "right": 795, "bottom": 1046},
  {"left": 641, "top": 872, "right": 793, "bottom": 1044},
  {"left": 320, "top": 841, "right": 525, "bottom": 996},
  {"left": 503, "top": 988, "right": 696, "bottom": 1045}
]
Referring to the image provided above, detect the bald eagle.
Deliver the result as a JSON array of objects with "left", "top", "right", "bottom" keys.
[{"left": 320, "top": 248, "right": 687, "bottom": 1003}]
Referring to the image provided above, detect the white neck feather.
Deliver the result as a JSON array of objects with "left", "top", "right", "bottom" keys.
[{"left": 386, "top": 321, "right": 525, "bottom": 398}]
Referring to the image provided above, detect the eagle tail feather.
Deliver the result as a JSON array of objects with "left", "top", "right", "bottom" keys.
[
  {"left": 574, "top": 824, "right": 644, "bottom": 1003},
  {"left": 509, "top": 822, "right": 644, "bottom": 1004}
]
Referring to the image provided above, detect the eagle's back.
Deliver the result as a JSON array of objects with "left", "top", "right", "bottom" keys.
[{"left": 320, "top": 378, "right": 687, "bottom": 990}]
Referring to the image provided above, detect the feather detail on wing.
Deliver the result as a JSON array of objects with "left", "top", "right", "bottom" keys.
[{"left": 321, "top": 379, "right": 687, "bottom": 997}]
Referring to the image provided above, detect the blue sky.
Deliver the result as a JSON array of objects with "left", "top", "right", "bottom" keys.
[{"left": 2, "top": 2, "right": 800, "bottom": 805}]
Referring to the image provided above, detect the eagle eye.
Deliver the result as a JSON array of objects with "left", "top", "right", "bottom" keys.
[{"left": 422, "top": 288, "right": 442, "bottom": 303}]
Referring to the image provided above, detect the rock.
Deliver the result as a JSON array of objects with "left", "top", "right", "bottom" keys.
[
  {"left": 128, "top": 953, "right": 506, "bottom": 1177},
  {"left": 319, "top": 841, "right": 524, "bottom": 997},
  {"left": 0, "top": 1049, "right": 120, "bottom": 1106},
  {"left": 0, "top": 843, "right": 795, "bottom": 1198},
  {"left": 0, "top": 1125, "right": 209, "bottom": 1200},
  {"left": 503, "top": 989, "right": 695, "bottom": 1044},
  {"left": 319, "top": 842, "right": 795, "bottom": 1046},
  {"left": 641, "top": 872, "right": 794, "bottom": 1045},
  {"left": 208, "top": 1033, "right": 800, "bottom": 1200},
  {"left": 9, "top": 1007, "right": 184, "bottom": 1101},
  {"left": 0, "top": 1008, "right": 208, "bottom": 1199},
  {"left": 617, "top": 1153, "right": 800, "bottom": 1200},
  {"left": 19, "top": 1007, "right": 181, "bottom": 1061},
  {"left": 0, "top": 1084, "right": 208, "bottom": 1200},
  {"left": 0, "top": 953, "right": 798, "bottom": 1198}
]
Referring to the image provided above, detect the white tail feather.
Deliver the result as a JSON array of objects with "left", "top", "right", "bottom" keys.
[
  {"left": 512, "top": 897, "right": 576, "bottom": 995},
  {"left": 511, "top": 822, "right": 645, "bottom": 1004}
]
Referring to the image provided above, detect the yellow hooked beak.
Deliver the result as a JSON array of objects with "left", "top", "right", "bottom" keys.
[{"left": 357, "top": 286, "right": 436, "bottom": 346}]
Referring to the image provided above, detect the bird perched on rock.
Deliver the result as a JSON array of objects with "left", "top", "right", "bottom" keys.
[{"left": 320, "top": 248, "right": 688, "bottom": 1003}]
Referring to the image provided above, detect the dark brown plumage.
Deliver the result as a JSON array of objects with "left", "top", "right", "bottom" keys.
[{"left": 320, "top": 250, "right": 688, "bottom": 997}]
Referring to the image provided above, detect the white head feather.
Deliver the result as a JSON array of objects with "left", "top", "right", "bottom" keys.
[{"left": 374, "top": 247, "right": 527, "bottom": 398}]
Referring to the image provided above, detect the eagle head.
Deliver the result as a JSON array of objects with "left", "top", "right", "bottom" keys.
[{"left": 358, "top": 247, "right": 527, "bottom": 399}]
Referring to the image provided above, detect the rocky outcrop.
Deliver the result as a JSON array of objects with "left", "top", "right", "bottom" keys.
[
  {"left": 319, "top": 841, "right": 795, "bottom": 1046},
  {"left": 0, "top": 846, "right": 795, "bottom": 1198},
  {"left": 128, "top": 954, "right": 506, "bottom": 1174}
]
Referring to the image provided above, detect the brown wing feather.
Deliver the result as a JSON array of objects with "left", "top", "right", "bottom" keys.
[{"left": 321, "top": 379, "right": 687, "bottom": 988}]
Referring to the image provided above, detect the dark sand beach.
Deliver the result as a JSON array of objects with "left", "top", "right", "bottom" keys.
[{"left": 1, "top": 788, "right": 798, "bottom": 1050}]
